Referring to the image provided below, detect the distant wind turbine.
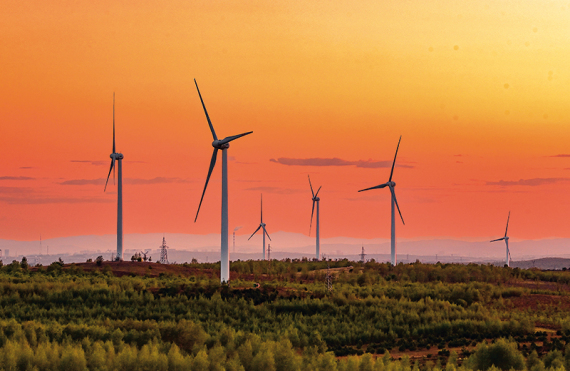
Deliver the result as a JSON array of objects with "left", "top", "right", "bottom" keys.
[
  {"left": 233, "top": 226, "right": 242, "bottom": 254},
  {"left": 248, "top": 194, "right": 271, "bottom": 260},
  {"left": 358, "top": 136, "right": 405, "bottom": 266},
  {"left": 490, "top": 211, "right": 511, "bottom": 267},
  {"left": 308, "top": 175, "right": 322, "bottom": 260},
  {"left": 194, "top": 79, "right": 253, "bottom": 283},
  {"left": 104, "top": 93, "right": 124, "bottom": 261}
]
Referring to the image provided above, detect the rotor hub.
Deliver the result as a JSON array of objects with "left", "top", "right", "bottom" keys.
[
  {"left": 388, "top": 181, "right": 396, "bottom": 187},
  {"left": 110, "top": 153, "right": 124, "bottom": 160},
  {"left": 212, "top": 140, "right": 229, "bottom": 149},
  {"left": 313, "top": 197, "right": 320, "bottom": 201}
]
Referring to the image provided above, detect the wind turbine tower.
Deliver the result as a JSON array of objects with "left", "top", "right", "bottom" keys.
[
  {"left": 194, "top": 79, "right": 253, "bottom": 283},
  {"left": 358, "top": 136, "right": 405, "bottom": 266},
  {"left": 104, "top": 93, "right": 124, "bottom": 261},
  {"left": 490, "top": 211, "right": 511, "bottom": 267},
  {"left": 248, "top": 194, "right": 271, "bottom": 260},
  {"left": 308, "top": 175, "right": 322, "bottom": 260}
]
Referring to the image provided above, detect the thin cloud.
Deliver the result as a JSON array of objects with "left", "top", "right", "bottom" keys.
[
  {"left": 245, "top": 186, "right": 304, "bottom": 194},
  {"left": 71, "top": 160, "right": 107, "bottom": 166},
  {"left": 59, "top": 179, "right": 104, "bottom": 185},
  {"left": 71, "top": 160, "right": 146, "bottom": 166},
  {"left": 549, "top": 154, "right": 570, "bottom": 158},
  {"left": 0, "top": 186, "right": 31, "bottom": 194},
  {"left": 486, "top": 178, "right": 570, "bottom": 186},
  {"left": 0, "top": 196, "right": 113, "bottom": 205},
  {"left": 229, "top": 156, "right": 256, "bottom": 165},
  {"left": 126, "top": 177, "right": 190, "bottom": 185},
  {"left": 269, "top": 157, "right": 414, "bottom": 169},
  {"left": 60, "top": 177, "right": 190, "bottom": 186},
  {"left": 19, "top": 167, "right": 34, "bottom": 169},
  {"left": 0, "top": 176, "right": 34, "bottom": 180}
]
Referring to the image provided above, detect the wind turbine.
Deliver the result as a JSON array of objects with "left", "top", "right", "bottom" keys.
[
  {"left": 104, "top": 93, "right": 124, "bottom": 261},
  {"left": 248, "top": 194, "right": 271, "bottom": 260},
  {"left": 358, "top": 136, "right": 405, "bottom": 266},
  {"left": 194, "top": 79, "right": 253, "bottom": 283},
  {"left": 308, "top": 175, "right": 322, "bottom": 260},
  {"left": 490, "top": 211, "right": 511, "bottom": 267}
]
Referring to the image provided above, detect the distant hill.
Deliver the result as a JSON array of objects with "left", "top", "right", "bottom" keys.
[
  {"left": 511, "top": 257, "right": 570, "bottom": 270},
  {"left": 1, "top": 232, "right": 569, "bottom": 265}
]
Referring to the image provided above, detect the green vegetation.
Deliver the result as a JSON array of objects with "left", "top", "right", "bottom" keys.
[{"left": 0, "top": 259, "right": 570, "bottom": 370}]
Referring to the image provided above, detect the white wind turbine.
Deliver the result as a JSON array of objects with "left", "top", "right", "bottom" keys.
[
  {"left": 308, "top": 175, "right": 322, "bottom": 260},
  {"left": 194, "top": 79, "right": 253, "bottom": 283},
  {"left": 104, "top": 93, "right": 124, "bottom": 261},
  {"left": 358, "top": 136, "right": 405, "bottom": 266},
  {"left": 248, "top": 194, "right": 271, "bottom": 260},
  {"left": 490, "top": 211, "right": 511, "bottom": 267}
]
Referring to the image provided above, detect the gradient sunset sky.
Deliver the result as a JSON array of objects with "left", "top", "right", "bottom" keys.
[{"left": 1, "top": 1, "right": 570, "bottom": 242}]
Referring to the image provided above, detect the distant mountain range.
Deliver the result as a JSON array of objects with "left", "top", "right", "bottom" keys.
[{"left": 1, "top": 232, "right": 569, "bottom": 267}]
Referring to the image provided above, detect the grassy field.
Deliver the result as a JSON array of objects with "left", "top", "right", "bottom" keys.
[{"left": 0, "top": 258, "right": 570, "bottom": 370}]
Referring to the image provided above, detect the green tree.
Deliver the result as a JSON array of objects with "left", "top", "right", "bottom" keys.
[
  {"left": 60, "top": 345, "right": 88, "bottom": 371},
  {"left": 465, "top": 339, "right": 524, "bottom": 371},
  {"left": 191, "top": 348, "right": 209, "bottom": 371},
  {"left": 251, "top": 344, "right": 275, "bottom": 371},
  {"left": 20, "top": 256, "right": 28, "bottom": 270},
  {"left": 543, "top": 350, "right": 564, "bottom": 369}
]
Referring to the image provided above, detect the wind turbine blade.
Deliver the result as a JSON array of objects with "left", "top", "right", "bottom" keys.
[
  {"left": 389, "top": 136, "right": 402, "bottom": 182},
  {"left": 309, "top": 200, "right": 315, "bottom": 236},
  {"left": 104, "top": 159, "right": 115, "bottom": 192},
  {"left": 504, "top": 211, "right": 510, "bottom": 237},
  {"left": 194, "top": 79, "right": 218, "bottom": 141},
  {"left": 315, "top": 186, "right": 322, "bottom": 197},
  {"left": 248, "top": 225, "right": 262, "bottom": 240},
  {"left": 113, "top": 92, "right": 116, "bottom": 154},
  {"left": 194, "top": 148, "right": 218, "bottom": 222},
  {"left": 308, "top": 175, "right": 315, "bottom": 197},
  {"left": 260, "top": 194, "right": 263, "bottom": 223},
  {"left": 390, "top": 186, "right": 405, "bottom": 225},
  {"left": 490, "top": 238, "right": 505, "bottom": 242},
  {"left": 220, "top": 131, "right": 253, "bottom": 144},
  {"left": 358, "top": 183, "right": 388, "bottom": 192},
  {"left": 263, "top": 226, "right": 271, "bottom": 241}
]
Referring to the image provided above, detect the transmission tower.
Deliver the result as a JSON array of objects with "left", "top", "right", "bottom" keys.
[
  {"left": 159, "top": 237, "right": 169, "bottom": 264},
  {"left": 267, "top": 244, "right": 271, "bottom": 260},
  {"left": 360, "top": 245, "right": 366, "bottom": 263},
  {"left": 324, "top": 255, "right": 333, "bottom": 292}
]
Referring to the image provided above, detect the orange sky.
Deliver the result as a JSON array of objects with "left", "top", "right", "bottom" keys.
[{"left": 1, "top": 1, "right": 570, "bottom": 242}]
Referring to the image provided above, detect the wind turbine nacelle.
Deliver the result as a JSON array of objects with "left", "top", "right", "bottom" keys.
[
  {"left": 213, "top": 140, "right": 229, "bottom": 149},
  {"left": 110, "top": 153, "right": 124, "bottom": 160},
  {"left": 313, "top": 197, "right": 320, "bottom": 201},
  {"left": 388, "top": 181, "right": 396, "bottom": 187}
]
